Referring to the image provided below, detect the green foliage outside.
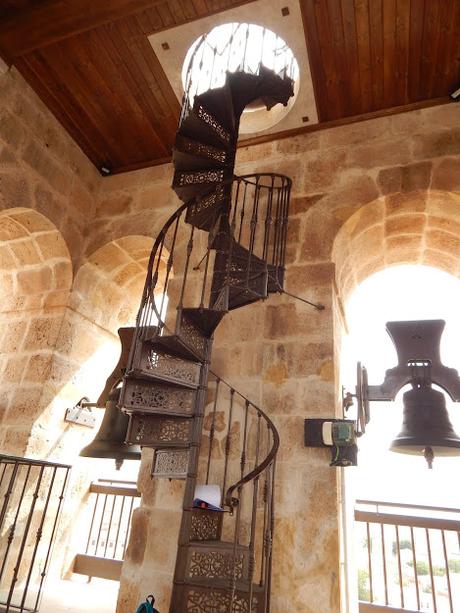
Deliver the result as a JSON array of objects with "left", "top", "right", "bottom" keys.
[
  {"left": 407, "top": 560, "right": 429, "bottom": 575},
  {"left": 448, "top": 559, "right": 460, "bottom": 573},
  {"left": 358, "top": 569, "right": 370, "bottom": 601},
  {"left": 392, "top": 539, "right": 412, "bottom": 555}
]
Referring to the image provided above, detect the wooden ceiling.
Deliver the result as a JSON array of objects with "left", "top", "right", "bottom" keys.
[{"left": 0, "top": 0, "right": 458, "bottom": 174}]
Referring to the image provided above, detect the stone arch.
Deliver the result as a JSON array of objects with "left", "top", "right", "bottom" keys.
[
  {"left": 0, "top": 207, "right": 72, "bottom": 454},
  {"left": 39, "top": 235, "right": 167, "bottom": 449},
  {"left": 331, "top": 189, "right": 460, "bottom": 303}
]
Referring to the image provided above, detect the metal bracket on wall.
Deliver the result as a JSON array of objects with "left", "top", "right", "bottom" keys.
[{"left": 65, "top": 397, "right": 97, "bottom": 428}]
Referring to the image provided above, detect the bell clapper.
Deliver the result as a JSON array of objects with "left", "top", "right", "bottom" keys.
[{"left": 423, "top": 446, "right": 434, "bottom": 469}]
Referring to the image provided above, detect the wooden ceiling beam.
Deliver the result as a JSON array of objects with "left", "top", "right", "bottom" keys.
[{"left": 0, "top": 0, "right": 168, "bottom": 61}]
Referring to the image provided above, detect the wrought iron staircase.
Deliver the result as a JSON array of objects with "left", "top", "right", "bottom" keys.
[{"left": 114, "top": 28, "right": 296, "bottom": 613}]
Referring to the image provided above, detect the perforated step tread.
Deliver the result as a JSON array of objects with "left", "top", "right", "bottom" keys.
[
  {"left": 173, "top": 135, "right": 229, "bottom": 171},
  {"left": 180, "top": 308, "right": 227, "bottom": 337}
]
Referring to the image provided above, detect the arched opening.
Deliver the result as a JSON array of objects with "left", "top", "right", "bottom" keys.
[
  {"left": 332, "top": 191, "right": 460, "bottom": 613},
  {"left": 0, "top": 207, "right": 72, "bottom": 455}
]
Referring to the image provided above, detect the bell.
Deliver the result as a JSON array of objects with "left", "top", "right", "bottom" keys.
[
  {"left": 80, "top": 388, "right": 141, "bottom": 470},
  {"left": 390, "top": 384, "right": 460, "bottom": 467}
]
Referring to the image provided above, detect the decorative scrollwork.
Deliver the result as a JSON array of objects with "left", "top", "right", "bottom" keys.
[
  {"left": 128, "top": 415, "right": 191, "bottom": 445},
  {"left": 179, "top": 319, "right": 207, "bottom": 357},
  {"left": 196, "top": 105, "right": 231, "bottom": 143},
  {"left": 190, "top": 511, "right": 221, "bottom": 541},
  {"left": 142, "top": 349, "right": 200, "bottom": 386},
  {"left": 181, "top": 138, "right": 227, "bottom": 163},
  {"left": 123, "top": 380, "right": 195, "bottom": 414},
  {"left": 152, "top": 449, "right": 189, "bottom": 478},
  {"left": 186, "top": 588, "right": 258, "bottom": 613},
  {"left": 188, "top": 549, "right": 244, "bottom": 580},
  {"left": 179, "top": 170, "right": 224, "bottom": 186}
]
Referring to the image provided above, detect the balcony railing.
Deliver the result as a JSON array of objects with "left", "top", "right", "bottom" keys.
[
  {"left": 0, "top": 454, "right": 71, "bottom": 613},
  {"left": 73, "top": 479, "right": 140, "bottom": 582},
  {"left": 355, "top": 500, "right": 460, "bottom": 613}
]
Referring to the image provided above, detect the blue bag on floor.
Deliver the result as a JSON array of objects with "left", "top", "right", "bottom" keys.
[{"left": 136, "top": 595, "right": 159, "bottom": 613}]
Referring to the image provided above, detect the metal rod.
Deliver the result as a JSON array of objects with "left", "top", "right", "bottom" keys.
[
  {"left": 103, "top": 495, "right": 116, "bottom": 557},
  {"left": 86, "top": 493, "right": 99, "bottom": 555},
  {"left": 222, "top": 388, "right": 235, "bottom": 506},
  {"left": 410, "top": 526, "right": 420, "bottom": 610},
  {"left": 123, "top": 496, "right": 136, "bottom": 558},
  {"left": 5, "top": 465, "right": 45, "bottom": 611},
  {"left": 426, "top": 528, "right": 437, "bottom": 613},
  {"left": 395, "top": 525, "right": 404, "bottom": 608},
  {"left": 20, "top": 466, "right": 57, "bottom": 611},
  {"left": 113, "top": 495, "right": 126, "bottom": 559},
  {"left": 441, "top": 529, "right": 454, "bottom": 613},
  {"left": 380, "top": 524, "right": 388, "bottom": 605},
  {"left": 366, "top": 522, "right": 374, "bottom": 602},
  {"left": 34, "top": 465, "right": 70, "bottom": 613},
  {"left": 95, "top": 493, "right": 109, "bottom": 555},
  {"left": 206, "top": 378, "right": 220, "bottom": 485}
]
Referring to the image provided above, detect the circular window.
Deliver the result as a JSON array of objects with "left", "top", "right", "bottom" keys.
[{"left": 181, "top": 22, "right": 300, "bottom": 135}]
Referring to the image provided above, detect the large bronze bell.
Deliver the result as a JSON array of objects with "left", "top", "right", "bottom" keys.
[
  {"left": 80, "top": 387, "right": 141, "bottom": 469},
  {"left": 390, "top": 383, "right": 460, "bottom": 467}
]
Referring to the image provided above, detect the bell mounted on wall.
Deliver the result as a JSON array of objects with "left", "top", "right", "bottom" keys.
[
  {"left": 352, "top": 320, "right": 460, "bottom": 468},
  {"left": 79, "top": 386, "right": 141, "bottom": 470}
]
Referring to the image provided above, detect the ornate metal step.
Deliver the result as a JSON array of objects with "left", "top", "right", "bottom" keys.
[
  {"left": 179, "top": 106, "right": 232, "bottom": 150},
  {"left": 189, "top": 509, "right": 223, "bottom": 542},
  {"left": 120, "top": 377, "right": 196, "bottom": 417},
  {"left": 176, "top": 541, "right": 251, "bottom": 590},
  {"left": 185, "top": 186, "right": 228, "bottom": 231},
  {"left": 210, "top": 268, "right": 268, "bottom": 311},
  {"left": 171, "top": 583, "right": 265, "bottom": 613},
  {"left": 173, "top": 168, "right": 230, "bottom": 202},
  {"left": 126, "top": 413, "right": 192, "bottom": 448},
  {"left": 151, "top": 449, "right": 189, "bottom": 479},
  {"left": 129, "top": 343, "right": 201, "bottom": 389},
  {"left": 174, "top": 135, "right": 228, "bottom": 171},
  {"left": 194, "top": 83, "right": 235, "bottom": 134},
  {"left": 180, "top": 308, "right": 227, "bottom": 338}
]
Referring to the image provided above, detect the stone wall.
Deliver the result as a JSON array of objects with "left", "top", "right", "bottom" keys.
[
  {"left": 1, "top": 61, "right": 460, "bottom": 613},
  {"left": 113, "top": 102, "right": 459, "bottom": 613}
]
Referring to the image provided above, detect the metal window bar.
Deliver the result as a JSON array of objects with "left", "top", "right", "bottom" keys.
[
  {"left": 0, "top": 455, "right": 71, "bottom": 613},
  {"left": 83, "top": 480, "right": 140, "bottom": 563}
]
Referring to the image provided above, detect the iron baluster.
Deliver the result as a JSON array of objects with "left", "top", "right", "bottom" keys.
[
  {"left": 410, "top": 526, "right": 420, "bottom": 610},
  {"left": 33, "top": 461, "right": 70, "bottom": 613},
  {"left": 366, "top": 522, "right": 373, "bottom": 602},
  {"left": 395, "top": 524, "right": 404, "bottom": 608},
  {"left": 237, "top": 180, "right": 248, "bottom": 244},
  {"left": 441, "top": 529, "right": 454, "bottom": 613},
  {"left": 123, "top": 496, "right": 135, "bottom": 558},
  {"left": 426, "top": 528, "right": 437, "bottom": 613},
  {"left": 222, "top": 388, "right": 235, "bottom": 507},
  {"left": 86, "top": 493, "right": 99, "bottom": 554},
  {"left": 5, "top": 464, "right": 45, "bottom": 611},
  {"left": 95, "top": 492, "right": 109, "bottom": 556},
  {"left": 19, "top": 466, "right": 57, "bottom": 611},
  {"left": 104, "top": 494, "right": 116, "bottom": 557},
  {"left": 0, "top": 463, "right": 31, "bottom": 585},
  {"left": 0, "top": 459, "right": 20, "bottom": 534},
  {"left": 177, "top": 224, "right": 195, "bottom": 312},
  {"left": 199, "top": 242, "right": 211, "bottom": 310},
  {"left": 113, "top": 495, "right": 126, "bottom": 559},
  {"left": 262, "top": 176, "right": 275, "bottom": 262},
  {"left": 381, "top": 523, "right": 388, "bottom": 605},
  {"left": 205, "top": 378, "right": 220, "bottom": 486}
]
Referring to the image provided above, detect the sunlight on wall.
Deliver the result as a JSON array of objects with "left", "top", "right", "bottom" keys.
[{"left": 342, "top": 264, "right": 460, "bottom": 508}]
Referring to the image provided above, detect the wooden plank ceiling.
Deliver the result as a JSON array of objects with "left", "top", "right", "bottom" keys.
[
  {"left": 301, "top": 0, "right": 460, "bottom": 122},
  {"left": 0, "top": 0, "right": 458, "bottom": 174}
]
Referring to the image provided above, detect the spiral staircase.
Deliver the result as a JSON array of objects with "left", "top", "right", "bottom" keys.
[{"left": 112, "top": 28, "right": 296, "bottom": 613}]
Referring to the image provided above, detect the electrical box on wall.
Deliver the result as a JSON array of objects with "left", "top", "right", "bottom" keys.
[{"left": 304, "top": 418, "right": 358, "bottom": 467}]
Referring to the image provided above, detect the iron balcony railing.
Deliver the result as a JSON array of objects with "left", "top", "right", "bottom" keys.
[
  {"left": 73, "top": 479, "right": 141, "bottom": 582},
  {"left": 0, "top": 454, "right": 71, "bottom": 613},
  {"left": 355, "top": 499, "right": 460, "bottom": 613}
]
